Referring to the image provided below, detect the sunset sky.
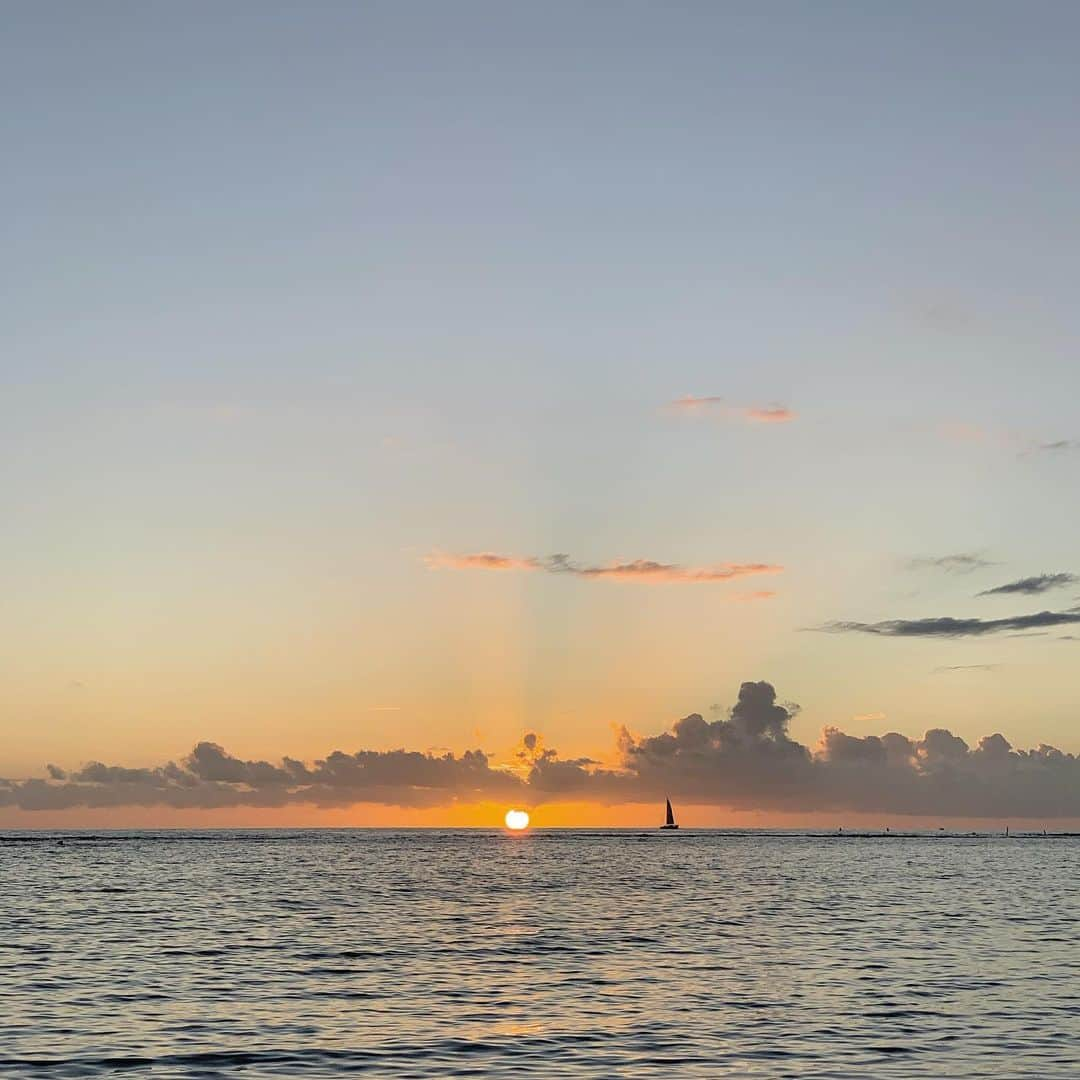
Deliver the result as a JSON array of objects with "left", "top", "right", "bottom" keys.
[{"left": 4, "top": 3, "right": 1080, "bottom": 826}]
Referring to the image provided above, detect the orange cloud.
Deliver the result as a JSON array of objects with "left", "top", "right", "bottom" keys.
[
  {"left": 669, "top": 394, "right": 726, "bottom": 411},
  {"left": 424, "top": 551, "right": 540, "bottom": 572},
  {"left": 426, "top": 551, "right": 783, "bottom": 585},
  {"left": 744, "top": 406, "right": 796, "bottom": 423},
  {"left": 574, "top": 559, "right": 781, "bottom": 584},
  {"left": 667, "top": 396, "right": 795, "bottom": 423}
]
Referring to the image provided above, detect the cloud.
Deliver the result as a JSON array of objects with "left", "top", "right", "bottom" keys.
[
  {"left": 933, "top": 421, "right": 1080, "bottom": 459},
  {"left": 3, "top": 742, "right": 524, "bottom": 812},
  {"left": 428, "top": 551, "right": 783, "bottom": 585},
  {"left": 1025, "top": 439, "right": 1080, "bottom": 455},
  {"left": 907, "top": 553, "right": 996, "bottom": 574},
  {"left": 669, "top": 395, "right": 726, "bottom": 411},
  {"left": 933, "top": 664, "right": 1001, "bottom": 673},
  {"left": 549, "top": 556, "right": 781, "bottom": 584},
  {"left": 819, "top": 610, "right": 1080, "bottom": 638},
  {"left": 978, "top": 573, "right": 1078, "bottom": 597},
  {"left": 5, "top": 681, "right": 1080, "bottom": 819},
  {"left": 667, "top": 396, "right": 795, "bottom": 423},
  {"left": 614, "top": 682, "right": 1080, "bottom": 818},
  {"left": 618, "top": 682, "right": 811, "bottom": 809},
  {"left": 743, "top": 406, "right": 796, "bottom": 423},
  {"left": 425, "top": 552, "right": 541, "bottom": 572}
]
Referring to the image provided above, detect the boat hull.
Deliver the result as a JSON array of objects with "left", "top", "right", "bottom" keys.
[{"left": 659, "top": 824, "right": 679, "bottom": 830}]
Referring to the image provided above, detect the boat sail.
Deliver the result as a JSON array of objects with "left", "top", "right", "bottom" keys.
[{"left": 660, "top": 798, "right": 679, "bottom": 830}]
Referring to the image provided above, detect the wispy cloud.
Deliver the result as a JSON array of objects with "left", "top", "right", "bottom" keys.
[
  {"left": 669, "top": 395, "right": 726, "bottom": 411},
  {"left": 427, "top": 551, "right": 783, "bottom": 585},
  {"left": 668, "top": 396, "right": 796, "bottom": 424},
  {"left": 906, "top": 553, "right": 996, "bottom": 575},
  {"left": 978, "top": 573, "right": 1078, "bottom": 597},
  {"left": 1023, "top": 439, "right": 1080, "bottom": 456},
  {"left": 424, "top": 552, "right": 541, "bottom": 572},
  {"left": 934, "top": 664, "right": 1001, "bottom": 673},
  {"left": 819, "top": 610, "right": 1080, "bottom": 638},
  {"left": 548, "top": 555, "right": 782, "bottom": 584},
  {"left": 935, "top": 422, "right": 1080, "bottom": 459}
]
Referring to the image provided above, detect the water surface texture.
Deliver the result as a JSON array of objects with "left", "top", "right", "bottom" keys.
[{"left": 3, "top": 830, "right": 1078, "bottom": 1077}]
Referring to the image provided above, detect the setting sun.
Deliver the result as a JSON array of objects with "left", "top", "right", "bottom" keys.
[{"left": 504, "top": 809, "right": 530, "bottom": 831}]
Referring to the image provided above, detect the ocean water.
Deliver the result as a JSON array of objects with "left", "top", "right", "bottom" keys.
[{"left": 3, "top": 830, "right": 1078, "bottom": 1078}]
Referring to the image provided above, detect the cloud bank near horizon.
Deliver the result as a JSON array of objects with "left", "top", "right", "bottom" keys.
[
  {"left": 426, "top": 551, "right": 782, "bottom": 585},
  {"left": 4, "top": 683, "right": 1079, "bottom": 819}
]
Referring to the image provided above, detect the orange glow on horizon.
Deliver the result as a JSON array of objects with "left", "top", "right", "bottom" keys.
[{"left": 6, "top": 798, "right": 1078, "bottom": 833}]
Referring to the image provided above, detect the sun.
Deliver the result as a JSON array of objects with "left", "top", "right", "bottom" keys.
[{"left": 504, "top": 808, "right": 530, "bottom": 831}]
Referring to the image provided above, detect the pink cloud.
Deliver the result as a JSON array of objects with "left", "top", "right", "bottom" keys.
[
  {"left": 667, "top": 396, "right": 795, "bottom": 423},
  {"left": 573, "top": 559, "right": 781, "bottom": 584},
  {"left": 426, "top": 552, "right": 782, "bottom": 585}
]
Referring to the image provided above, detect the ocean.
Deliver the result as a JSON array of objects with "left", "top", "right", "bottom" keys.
[{"left": 3, "top": 829, "right": 1078, "bottom": 1077}]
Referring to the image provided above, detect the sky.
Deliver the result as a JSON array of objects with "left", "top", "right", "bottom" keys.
[{"left": 3, "top": 2, "right": 1080, "bottom": 827}]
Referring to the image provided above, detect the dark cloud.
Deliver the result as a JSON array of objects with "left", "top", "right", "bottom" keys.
[
  {"left": 5, "top": 682, "right": 1080, "bottom": 819},
  {"left": 820, "top": 610, "right": 1080, "bottom": 637},
  {"left": 186, "top": 742, "right": 298, "bottom": 786},
  {"left": 73, "top": 762, "right": 166, "bottom": 785},
  {"left": 616, "top": 682, "right": 812, "bottom": 806},
  {"left": 1028, "top": 440, "right": 1080, "bottom": 454},
  {"left": 978, "top": 573, "right": 1078, "bottom": 597},
  {"left": 3, "top": 743, "right": 525, "bottom": 812},
  {"left": 906, "top": 553, "right": 996, "bottom": 574}
]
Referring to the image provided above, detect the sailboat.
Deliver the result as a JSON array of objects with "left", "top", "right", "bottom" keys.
[{"left": 660, "top": 798, "right": 679, "bottom": 830}]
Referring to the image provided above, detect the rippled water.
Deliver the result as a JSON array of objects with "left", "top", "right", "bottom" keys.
[{"left": 3, "top": 830, "right": 1079, "bottom": 1077}]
